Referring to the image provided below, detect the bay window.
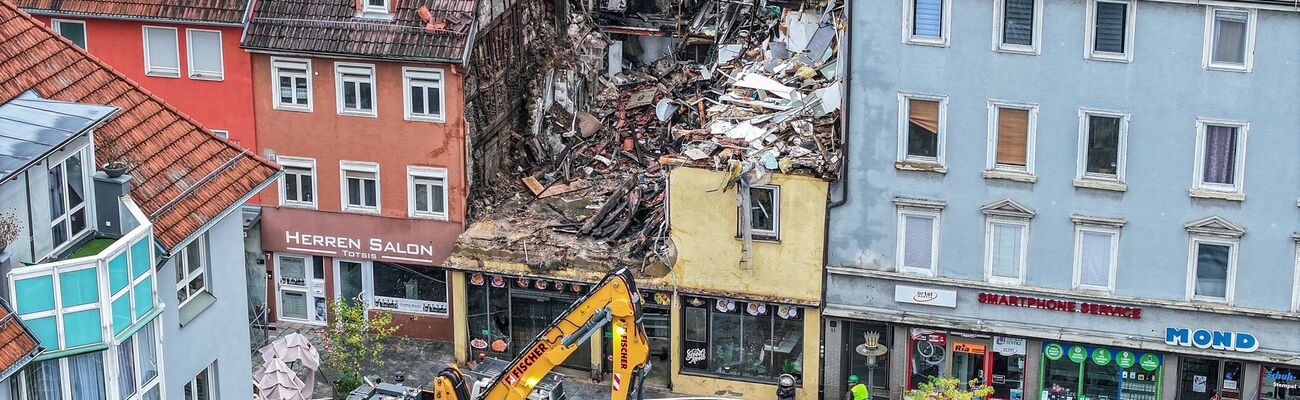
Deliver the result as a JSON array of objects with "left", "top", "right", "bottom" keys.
[{"left": 680, "top": 296, "right": 804, "bottom": 383}]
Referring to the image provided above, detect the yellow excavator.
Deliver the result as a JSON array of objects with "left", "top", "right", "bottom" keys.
[{"left": 431, "top": 267, "right": 652, "bottom": 400}]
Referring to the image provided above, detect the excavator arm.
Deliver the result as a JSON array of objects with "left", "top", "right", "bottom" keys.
[{"left": 432, "top": 267, "right": 651, "bottom": 400}]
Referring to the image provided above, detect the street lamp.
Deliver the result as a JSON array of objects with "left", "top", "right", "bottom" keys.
[{"left": 855, "top": 331, "right": 889, "bottom": 398}]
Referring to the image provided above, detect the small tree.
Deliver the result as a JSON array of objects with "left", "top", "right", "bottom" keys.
[
  {"left": 0, "top": 209, "right": 21, "bottom": 252},
  {"left": 904, "top": 376, "right": 996, "bottom": 400},
  {"left": 319, "top": 300, "right": 400, "bottom": 396}
]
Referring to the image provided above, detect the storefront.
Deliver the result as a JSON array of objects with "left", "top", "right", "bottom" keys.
[
  {"left": 903, "top": 328, "right": 1030, "bottom": 400},
  {"left": 465, "top": 273, "right": 598, "bottom": 371},
  {"left": 677, "top": 295, "right": 806, "bottom": 385},
  {"left": 1038, "top": 342, "right": 1162, "bottom": 400}
]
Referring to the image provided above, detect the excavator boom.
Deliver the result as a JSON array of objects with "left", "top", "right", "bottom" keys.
[{"left": 432, "top": 268, "right": 651, "bottom": 400}]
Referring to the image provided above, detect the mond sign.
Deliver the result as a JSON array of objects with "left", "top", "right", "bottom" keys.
[{"left": 1165, "top": 327, "right": 1258, "bottom": 353}]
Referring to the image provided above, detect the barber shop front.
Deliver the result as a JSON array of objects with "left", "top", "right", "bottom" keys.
[{"left": 823, "top": 272, "right": 1300, "bottom": 400}]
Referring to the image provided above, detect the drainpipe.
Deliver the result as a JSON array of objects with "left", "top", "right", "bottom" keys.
[{"left": 821, "top": 0, "right": 851, "bottom": 398}]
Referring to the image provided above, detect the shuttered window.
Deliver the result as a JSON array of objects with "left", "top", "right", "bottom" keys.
[
  {"left": 912, "top": 0, "right": 943, "bottom": 38},
  {"left": 1001, "top": 0, "right": 1035, "bottom": 46},
  {"left": 186, "top": 30, "right": 223, "bottom": 80},
  {"left": 1076, "top": 230, "right": 1116, "bottom": 289},
  {"left": 142, "top": 27, "right": 178, "bottom": 77},
  {"left": 1093, "top": 1, "right": 1128, "bottom": 54},
  {"left": 989, "top": 222, "right": 1025, "bottom": 280},
  {"left": 901, "top": 213, "right": 938, "bottom": 272},
  {"left": 1211, "top": 10, "right": 1249, "bottom": 65},
  {"left": 995, "top": 107, "right": 1029, "bottom": 167}
]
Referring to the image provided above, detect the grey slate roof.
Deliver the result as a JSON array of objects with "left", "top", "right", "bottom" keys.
[
  {"left": 241, "top": 0, "right": 476, "bottom": 64},
  {"left": 0, "top": 91, "right": 118, "bottom": 181},
  {"left": 13, "top": 0, "right": 248, "bottom": 25}
]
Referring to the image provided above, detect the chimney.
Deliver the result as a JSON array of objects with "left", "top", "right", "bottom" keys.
[{"left": 92, "top": 172, "right": 133, "bottom": 237}]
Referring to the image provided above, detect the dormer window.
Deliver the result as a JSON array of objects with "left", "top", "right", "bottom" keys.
[{"left": 361, "top": 0, "right": 391, "bottom": 16}]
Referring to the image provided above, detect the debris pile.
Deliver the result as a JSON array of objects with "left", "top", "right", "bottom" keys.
[{"left": 461, "top": 0, "right": 844, "bottom": 269}]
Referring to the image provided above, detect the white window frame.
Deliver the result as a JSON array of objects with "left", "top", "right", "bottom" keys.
[
  {"left": 182, "top": 362, "right": 215, "bottom": 400},
  {"left": 1191, "top": 118, "right": 1248, "bottom": 197},
  {"left": 334, "top": 62, "right": 377, "bottom": 117},
  {"left": 48, "top": 146, "right": 93, "bottom": 255},
  {"left": 985, "top": 100, "right": 1038, "bottom": 177},
  {"left": 402, "top": 67, "right": 447, "bottom": 122},
  {"left": 740, "top": 184, "right": 781, "bottom": 240},
  {"left": 274, "top": 254, "right": 324, "bottom": 325},
  {"left": 1292, "top": 237, "right": 1300, "bottom": 312},
  {"left": 271, "top": 57, "right": 312, "bottom": 112},
  {"left": 897, "top": 92, "right": 948, "bottom": 167},
  {"left": 176, "top": 234, "right": 209, "bottom": 308},
  {"left": 992, "top": 0, "right": 1043, "bottom": 55},
  {"left": 1072, "top": 225, "right": 1120, "bottom": 292},
  {"left": 340, "top": 160, "right": 380, "bottom": 213},
  {"left": 1202, "top": 7, "right": 1256, "bottom": 73},
  {"left": 1084, "top": 0, "right": 1137, "bottom": 63},
  {"left": 333, "top": 260, "right": 450, "bottom": 317},
  {"left": 210, "top": 130, "right": 229, "bottom": 139},
  {"left": 1184, "top": 236, "right": 1238, "bottom": 304},
  {"left": 363, "top": 0, "right": 391, "bottom": 13},
  {"left": 184, "top": 29, "right": 224, "bottom": 81},
  {"left": 113, "top": 320, "right": 164, "bottom": 400},
  {"left": 893, "top": 198, "right": 945, "bottom": 277},
  {"left": 10, "top": 351, "right": 119, "bottom": 400},
  {"left": 984, "top": 218, "right": 1029, "bottom": 285},
  {"left": 407, "top": 166, "right": 449, "bottom": 220},
  {"left": 1074, "top": 108, "right": 1130, "bottom": 188},
  {"left": 278, "top": 156, "right": 317, "bottom": 209},
  {"left": 901, "top": 0, "right": 951, "bottom": 47},
  {"left": 51, "top": 19, "right": 87, "bottom": 49},
  {"left": 141, "top": 26, "right": 179, "bottom": 78}
]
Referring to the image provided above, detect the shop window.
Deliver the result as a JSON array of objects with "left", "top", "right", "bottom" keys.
[
  {"left": 371, "top": 262, "right": 448, "bottom": 315},
  {"left": 466, "top": 274, "right": 514, "bottom": 358},
  {"left": 1178, "top": 357, "right": 1242, "bottom": 400},
  {"left": 1041, "top": 342, "right": 1162, "bottom": 400},
  {"left": 990, "top": 337, "right": 1027, "bottom": 400},
  {"left": 840, "top": 321, "right": 891, "bottom": 392},
  {"left": 907, "top": 329, "right": 948, "bottom": 390},
  {"left": 679, "top": 297, "right": 804, "bottom": 383},
  {"left": 1260, "top": 365, "right": 1300, "bottom": 399}
]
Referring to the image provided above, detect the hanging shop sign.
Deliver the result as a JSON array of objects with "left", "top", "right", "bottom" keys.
[
  {"left": 1164, "top": 327, "right": 1258, "bottom": 353},
  {"left": 977, "top": 292, "right": 1142, "bottom": 319},
  {"left": 895, "top": 285, "right": 958, "bottom": 308}
]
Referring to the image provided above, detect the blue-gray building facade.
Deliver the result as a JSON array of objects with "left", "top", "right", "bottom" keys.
[{"left": 823, "top": 0, "right": 1300, "bottom": 399}]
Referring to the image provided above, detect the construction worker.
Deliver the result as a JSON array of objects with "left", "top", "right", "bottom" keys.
[{"left": 846, "top": 375, "right": 869, "bottom": 400}]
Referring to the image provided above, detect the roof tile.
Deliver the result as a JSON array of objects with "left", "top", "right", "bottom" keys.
[
  {"left": 242, "top": 0, "right": 475, "bottom": 63},
  {"left": 13, "top": 0, "right": 247, "bottom": 24}
]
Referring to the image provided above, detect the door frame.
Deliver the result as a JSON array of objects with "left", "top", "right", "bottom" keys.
[{"left": 275, "top": 253, "right": 326, "bottom": 325}]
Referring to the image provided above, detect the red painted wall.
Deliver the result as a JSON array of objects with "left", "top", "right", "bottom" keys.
[{"left": 28, "top": 15, "right": 258, "bottom": 150}]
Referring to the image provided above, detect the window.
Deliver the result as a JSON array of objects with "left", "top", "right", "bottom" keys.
[
  {"left": 175, "top": 235, "right": 208, "bottom": 306},
  {"left": 1187, "top": 240, "right": 1235, "bottom": 302},
  {"left": 1041, "top": 342, "right": 1162, "bottom": 400},
  {"left": 895, "top": 198, "right": 944, "bottom": 276},
  {"left": 985, "top": 101, "right": 1037, "bottom": 178},
  {"left": 340, "top": 161, "right": 379, "bottom": 213},
  {"left": 335, "top": 63, "right": 376, "bottom": 116},
  {"left": 185, "top": 29, "right": 223, "bottom": 80},
  {"left": 1075, "top": 109, "right": 1129, "bottom": 189},
  {"left": 679, "top": 296, "right": 804, "bottom": 384},
  {"left": 371, "top": 262, "right": 449, "bottom": 315},
  {"left": 1178, "top": 357, "right": 1242, "bottom": 400},
  {"left": 364, "top": 0, "right": 390, "bottom": 13},
  {"left": 272, "top": 58, "right": 311, "bottom": 111},
  {"left": 1086, "top": 0, "right": 1135, "bottom": 62},
  {"left": 51, "top": 20, "right": 86, "bottom": 49},
  {"left": 1260, "top": 365, "right": 1300, "bottom": 399},
  {"left": 1294, "top": 240, "right": 1300, "bottom": 312},
  {"left": 183, "top": 364, "right": 214, "bottom": 400},
  {"left": 48, "top": 147, "right": 89, "bottom": 251},
  {"left": 1203, "top": 8, "right": 1255, "bottom": 72},
  {"left": 897, "top": 94, "right": 947, "bottom": 168},
  {"left": 210, "top": 130, "right": 228, "bottom": 139},
  {"left": 13, "top": 352, "right": 107, "bottom": 400},
  {"left": 404, "top": 68, "right": 445, "bottom": 121},
  {"left": 985, "top": 221, "right": 1028, "bottom": 284},
  {"left": 276, "top": 255, "right": 324, "bottom": 323},
  {"left": 904, "top": 0, "right": 949, "bottom": 46},
  {"left": 142, "top": 27, "right": 179, "bottom": 77},
  {"left": 994, "top": 0, "right": 1041, "bottom": 54},
  {"left": 1192, "top": 119, "right": 1248, "bottom": 198},
  {"left": 905, "top": 329, "right": 947, "bottom": 390},
  {"left": 1071, "top": 215, "right": 1123, "bottom": 292},
  {"left": 407, "top": 166, "right": 448, "bottom": 219},
  {"left": 739, "top": 185, "right": 779, "bottom": 240},
  {"left": 278, "top": 157, "right": 316, "bottom": 208}
]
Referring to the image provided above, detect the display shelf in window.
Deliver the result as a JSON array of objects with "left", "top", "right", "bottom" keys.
[{"left": 1039, "top": 342, "right": 1162, "bottom": 400}]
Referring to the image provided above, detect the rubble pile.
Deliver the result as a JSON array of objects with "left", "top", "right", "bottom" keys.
[{"left": 466, "top": 0, "right": 844, "bottom": 267}]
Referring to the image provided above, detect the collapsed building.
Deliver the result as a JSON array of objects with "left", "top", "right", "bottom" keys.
[{"left": 445, "top": 0, "right": 844, "bottom": 396}]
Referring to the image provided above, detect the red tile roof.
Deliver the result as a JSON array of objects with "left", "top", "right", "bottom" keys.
[
  {"left": 0, "top": 0, "right": 280, "bottom": 250},
  {"left": 242, "top": 0, "right": 475, "bottom": 63},
  {"left": 12, "top": 0, "right": 248, "bottom": 24},
  {"left": 0, "top": 300, "right": 40, "bottom": 380}
]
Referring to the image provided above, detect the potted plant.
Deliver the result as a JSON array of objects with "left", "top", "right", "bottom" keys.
[
  {"left": 103, "top": 160, "right": 129, "bottom": 178},
  {"left": 98, "top": 137, "right": 129, "bottom": 178},
  {"left": 0, "top": 209, "right": 20, "bottom": 255}
]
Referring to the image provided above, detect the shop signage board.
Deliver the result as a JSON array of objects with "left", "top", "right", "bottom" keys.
[
  {"left": 373, "top": 296, "right": 449, "bottom": 315},
  {"left": 1164, "top": 326, "right": 1259, "bottom": 353},
  {"left": 993, "top": 337, "right": 1026, "bottom": 356},
  {"left": 895, "top": 285, "right": 957, "bottom": 308},
  {"left": 977, "top": 291, "right": 1142, "bottom": 319}
]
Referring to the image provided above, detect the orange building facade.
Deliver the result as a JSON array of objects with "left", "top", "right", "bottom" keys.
[{"left": 244, "top": 0, "right": 474, "bottom": 340}]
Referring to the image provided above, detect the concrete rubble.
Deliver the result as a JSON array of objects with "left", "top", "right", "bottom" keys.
[{"left": 462, "top": 0, "right": 844, "bottom": 270}]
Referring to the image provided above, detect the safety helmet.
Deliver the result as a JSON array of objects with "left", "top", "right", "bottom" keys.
[{"left": 848, "top": 375, "right": 860, "bottom": 384}]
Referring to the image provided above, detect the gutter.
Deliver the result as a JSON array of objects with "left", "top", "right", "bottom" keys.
[
  {"left": 162, "top": 168, "right": 283, "bottom": 254},
  {"left": 241, "top": 48, "right": 467, "bottom": 66},
  {"left": 18, "top": 9, "right": 244, "bottom": 27},
  {"left": 827, "top": 0, "right": 850, "bottom": 210}
]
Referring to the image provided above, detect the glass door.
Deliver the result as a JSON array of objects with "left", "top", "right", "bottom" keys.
[
  {"left": 276, "top": 254, "right": 322, "bottom": 324},
  {"left": 951, "top": 340, "right": 991, "bottom": 391},
  {"left": 334, "top": 260, "right": 365, "bottom": 306}
]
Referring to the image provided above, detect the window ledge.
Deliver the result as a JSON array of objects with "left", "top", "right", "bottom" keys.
[
  {"left": 145, "top": 71, "right": 180, "bottom": 79},
  {"left": 405, "top": 115, "right": 446, "bottom": 123},
  {"left": 282, "top": 203, "right": 317, "bottom": 210},
  {"left": 338, "top": 111, "right": 379, "bottom": 119},
  {"left": 1189, "top": 188, "right": 1244, "bottom": 202},
  {"left": 356, "top": 11, "right": 396, "bottom": 21},
  {"left": 188, "top": 74, "right": 225, "bottom": 82},
  {"left": 1087, "top": 53, "right": 1132, "bottom": 64},
  {"left": 895, "top": 161, "right": 947, "bottom": 174},
  {"left": 982, "top": 170, "right": 1036, "bottom": 183},
  {"left": 179, "top": 291, "right": 217, "bottom": 326},
  {"left": 905, "top": 38, "right": 949, "bottom": 48},
  {"left": 343, "top": 208, "right": 382, "bottom": 215},
  {"left": 1073, "top": 179, "right": 1127, "bottom": 192},
  {"left": 994, "top": 46, "right": 1038, "bottom": 56},
  {"left": 274, "top": 105, "right": 313, "bottom": 113},
  {"left": 410, "top": 213, "right": 450, "bottom": 221},
  {"left": 734, "top": 234, "right": 780, "bottom": 243},
  {"left": 1205, "top": 64, "right": 1251, "bottom": 73}
]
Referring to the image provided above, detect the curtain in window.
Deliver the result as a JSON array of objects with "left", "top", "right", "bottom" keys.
[
  {"left": 907, "top": 99, "right": 940, "bottom": 158},
  {"left": 68, "top": 352, "right": 105, "bottom": 400},
  {"left": 24, "top": 360, "right": 62, "bottom": 400},
  {"left": 903, "top": 215, "right": 935, "bottom": 269},
  {"left": 1079, "top": 231, "right": 1112, "bottom": 287},
  {"left": 117, "top": 338, "right": 137, "bottom": 398},
  {"left": 1195, "top": 243, "right": 1230, "bottom": 298},
  {"left": 913, "top": 0, "right": 943, "bottom": 37},
  {"left": 1094, "top": 2, "right": 1127, "bottom": 53},
  {"left": 990, "top": 223, "right": 1023, "bottom": 278},
  {"left": 1002, "top": 0, "right": 1034, "bottom": 45},
  {"left": 1202, "top": 125, "right": 1237, "bottom": 185},
  {"left": 1213, "top": 11, "right": 1248, "bottom": 64},
  {"left": 139, "top": 321, "right": 159, "bottom": 384},
  {"left": 188, "top": 31, "right": 222, "bottom": 75},
  {"left": 996, "top": 108, "right": 1029, "bottom": 166}
]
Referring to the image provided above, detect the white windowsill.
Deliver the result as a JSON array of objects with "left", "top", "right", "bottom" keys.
[
  {"left": 1189, "top": 188, "right": 1245, "bottom": 202},
  {"left": 406, "top": 115, "right": 446, "bottom": 123},
  {"left": 274, "top": 105, "right": 313, "bottom": 113},
  {"left": 1087, "top": 52, "right": 1132, "bottom": 63},
  {"left": 1205, "top": 63, "right": 1250, "bottom": 73},
  {"left": 281, "top": 202, "right": 317, "bottom": 210},
  {"left": 995, "top": 46, "right": 1038, "bottom": 56},
  {"left": 145, "top": 70, "right": 180, "bottom": 79},
  {"left": 895, "top": 161, "right": 947, "bottom": 174},
  {"left": 410, "top": 212, "right": 450, "bottom": 221},
  {"left": 343, "top": 207, "right": 381, "bottom": 215},
  {"left": 338, "top": 110, "right": 378, "bottom": 118},
  {"left": 982, "top": 170, "right": 1036, "bottom": 183},
  {"left": 188, "top": 73, "right": 225, "bottom": 81},
  {"left": 1073, "top": 178, "right": 1127, "bottom": 192},
  {"left": 905, "top": 37, "right": 948, "bottom": 48}
]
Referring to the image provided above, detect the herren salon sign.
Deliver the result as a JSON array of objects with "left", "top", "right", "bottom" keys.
[{"left": 284, "top": 231, "right": 435, "bottom": 262}]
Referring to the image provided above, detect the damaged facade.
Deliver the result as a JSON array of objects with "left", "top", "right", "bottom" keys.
[{"left": 452, "top": 0, "right": 843, "bottom": 396}]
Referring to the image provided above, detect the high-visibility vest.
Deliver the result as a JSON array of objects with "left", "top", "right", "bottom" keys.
[{"left": 850, "top": 383, "right": 869, "bottom": 400}]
